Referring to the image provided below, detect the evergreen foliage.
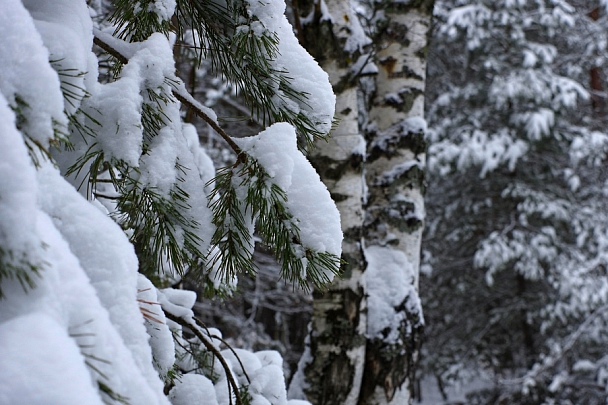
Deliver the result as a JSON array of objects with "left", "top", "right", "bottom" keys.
[
  {"left": 75, "top": 0, "right": 340, "bottom": 288},
  {"left": 0, "top": 0, "right": 339, "bottom": 404},
  {"left": 422, "top": 1, "right": 608, "bottom": 402},
  {"left": 208, "top": 159, "right": 339, "bottom": 290}
]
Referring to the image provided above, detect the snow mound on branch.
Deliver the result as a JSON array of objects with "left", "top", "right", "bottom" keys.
[
  {"left": 234, "top": 123, "right": 343, "bottom": 260},
  {"left": 221, "top": 348, "right": 311, "bottom": 405},
  {"left": 147, "top": 0, "right": 176, "bottom": 21},
  {"left": 169, "top": 374, "right": 219, "bottom": 405},
  {"left": 24, "top": 0, "right": 93, "bottom": 116},
  {"left": 138, "top": 275, "right": 175, "bottom": 376},
  {"left": 0, "top": 0, "right": 67, "bottom": 145},
  {"left": 0, "top": 93, "right": 43, "bottom": 272},
  {"left": 0, "top": 182, "right": 169, "bottom": 404},
  {"left": 245, "top": 0, "right": 336, "bottom": 136},
  {"left": 0, "top": 313, "right": 103, "bottom": 405},
  {"left": 36, "top": 164, "right": 169, "bottom": 404}
]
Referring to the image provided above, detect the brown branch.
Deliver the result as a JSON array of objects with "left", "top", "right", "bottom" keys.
[
  {"left": 192, "top": 316, "right": 251, "bottom": 384},
  {"left": 171, "top": 91, "right": 243, "bottom": 156},
  {"left": 165, "top": 312, "right": 244, "bottom": 405},
  {"left": 92, "top": 34, "right": 245, "bottom": 158},
  {"left": 93, "top": 36, "right": 128, "bottom": 64}
]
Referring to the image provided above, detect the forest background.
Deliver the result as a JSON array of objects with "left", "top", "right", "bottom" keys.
[{"left": 1, "top": 0, "right": 608, "bottom": 405}]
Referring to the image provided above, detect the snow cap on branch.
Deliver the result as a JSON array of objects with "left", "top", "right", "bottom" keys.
[{"left": 235, "top": 123, "right": 343, "bottom": 265}]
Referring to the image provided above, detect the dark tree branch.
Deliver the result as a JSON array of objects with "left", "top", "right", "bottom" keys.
[{"left": 164, "top": 311, "right": 244, "bottom": 405}]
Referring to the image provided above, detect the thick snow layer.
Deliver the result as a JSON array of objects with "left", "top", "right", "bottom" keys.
[
  {"left": 245, "top": 0, "right": 335, "bottom": 136},
  {"left": 0, "top": 94, "right": 43, "bottom": 271},
  {"left": 220, "top": 349, "right": 294, "bottom": 405},
  {"left": 85, "top": 74, "right": 144, "bottom": 167},
  {"left": 169, "top": 374, "right": 219, "bottom": 405},
  {"left": 138, "top": 275, "right": 175, "bottom": 376},
  {"left": 148, "top": 0, "right": 176, "bottom": 21},
  {"left": 0, "top": 0, "right": 67, "bottom": 145},
  {"left": 158, "top": 288, "right": 196, "bottom": 321},
  {"left": 0, "top": 313, "right": 103, "bottom": 405},
  {"left": 24, "top": 0, "right": 93, "bottom": 116},
  {"left": 363, "top": 245, "right": 422, "bottom": 343},
  {"left": 24, "top": 0, "right": 93, "bottom": 42},
  {"left": 162, "top": 287, "right": 197, "bottom": 310},
  {"left": 183, "top": 123, "right": 216, "bottom": 188},
  {"left": 85, "top": 33, "right": 177, "bottom": 167},
  {"left": 0, "top": 199, "right": 169, "bottom": 405},
  {"left": 141, "top": 125, "right": 180, "bottom": 192},
  {"left": 36, "top": 163, "right": 168, "bottom": 403},
  {"left": 234, "top": 123, "right": 343, "bottom": 273}
]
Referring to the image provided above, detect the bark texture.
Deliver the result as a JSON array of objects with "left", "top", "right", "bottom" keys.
[
  {"left": 291, "top": 1, "right": 367, "bottom": 403},
  {"left": 293, "top": 1, "right": 435, "bottom": 404},
  {"left": 360, "top": 2, "right": 434, "bottom": 404}
]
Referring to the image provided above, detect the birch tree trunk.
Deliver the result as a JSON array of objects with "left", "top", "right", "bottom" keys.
[
  {"left": 359, "top": 2, "right": 434, "bottom": 404},
  {"left": 291, "top": 1, "right": 435, "bottom": 404},
  {"left": 289, "top": 1, "right": 368, "bottom": 403}
]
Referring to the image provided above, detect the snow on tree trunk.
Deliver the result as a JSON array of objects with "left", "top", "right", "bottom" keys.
[
  {"left": 360, "top": 2, "right": 434, "bottom": 404},
  {"left": 288, "top": 0, "right": 368, "bottom": 403}
]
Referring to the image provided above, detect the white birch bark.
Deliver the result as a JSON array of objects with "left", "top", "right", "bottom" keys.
[
  {"left": 289, "top": 0, "right": 368, "bottom": 403},
  {"left": 360, "top": 2, "right": 434, "bottom": 404},
  {"left": 292, "top": 1, "right": 435, "bottom": 404}
]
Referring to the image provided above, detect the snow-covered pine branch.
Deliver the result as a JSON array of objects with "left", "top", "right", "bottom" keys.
[{"left": 0, "top": 0, "right": 341, "bottom": 403}]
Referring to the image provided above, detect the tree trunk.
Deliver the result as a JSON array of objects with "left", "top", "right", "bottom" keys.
[
  {"left": 289, "top": 1, "right": 367, "bottom": 403},
  {"left": 292, "top": 1, "right": 435, "bottom": 404},
  {"left": 359, "top": 2, "right": 434, "bottom": 404},
  {"left": 589, "top": 7, "right": 605, "bottom": 115}
]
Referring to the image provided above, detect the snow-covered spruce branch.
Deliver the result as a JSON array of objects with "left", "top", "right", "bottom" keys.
[
  {"left": 164, "top": 311, "right": 245, "bottom": 405},
  {"left": 92, "top": 34, "right": 244, "bottom": 158},
  {"left": 500, "top": 302, "right": 608, "bottom": 388}
]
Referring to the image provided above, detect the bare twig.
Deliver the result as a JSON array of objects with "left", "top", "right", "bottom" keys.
[
  {"left": 164, "top": 312, "right": 244, "bottom": 405},
  {"left": 93, "top": 36, "right": 128, "bottom": 64},
  {"left": 192, "top": 316, "right": 252, "bottom": 384}
]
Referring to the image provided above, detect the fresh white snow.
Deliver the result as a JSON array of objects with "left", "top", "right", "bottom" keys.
[
  {"left": 234, "top": 123, "right": 343, "bottom": 277},
  {"left": 0, "top": 0, "right": 340, "bottom": 404}
]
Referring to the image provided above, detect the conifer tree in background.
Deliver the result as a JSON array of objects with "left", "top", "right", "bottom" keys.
[
  {"left": 422, "top": 1, "right": 608, "bottom": 402},
  {"left": 0, "top": 0, "right": 343, "bottom": 403}
]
